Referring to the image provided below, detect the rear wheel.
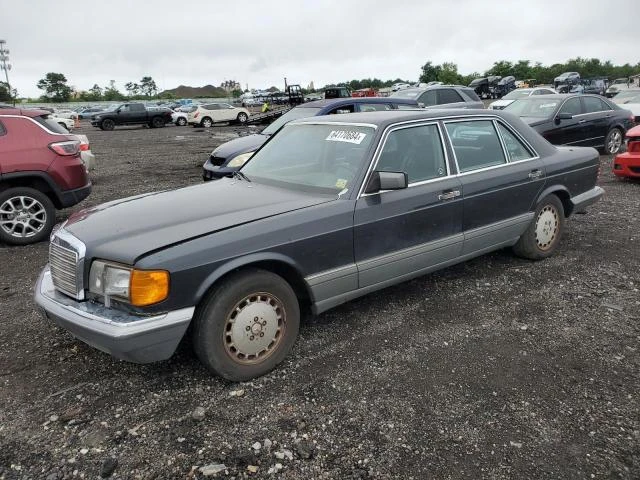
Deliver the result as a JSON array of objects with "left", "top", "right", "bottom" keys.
[
  {"left": 513, "top": 194, "right": 564, "bottom": 260},
  {"left": 201, "top": 117, "right": 213, "bottom": 128},
  {"left": 151, "top": 116, "right": 165, "bottom": 128},
  {"left": 0, "top": 187, "right": 55, "bottom": 245},
  {"left": 604, "top": 128, "right": 623, "bottom": 155},
  {"left": 192, "top": 269, "right": 300, "bottom": 381},
  {"left": 237, "top": 112, "right": 248, "bottom": 124},
  {"left": 101, "top": 119, "right": 115, "bottom": 131}
]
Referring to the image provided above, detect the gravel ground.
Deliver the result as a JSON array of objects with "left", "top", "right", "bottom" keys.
[{"left": 1, "top": 121, "right": 639, "bottom": 480}]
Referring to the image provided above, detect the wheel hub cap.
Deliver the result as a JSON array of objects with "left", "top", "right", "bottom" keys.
[
  {"left": 535, "top": 206, "right": 558, "bottom": 250},
  {"left": 0, "top": 196, "right": 47, "bottom": 238},
  {"left": 224, "top": 293, "right": 284, "bottom": 364}
]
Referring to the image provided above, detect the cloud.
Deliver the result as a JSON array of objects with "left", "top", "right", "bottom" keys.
[{"left": 1, "top": 0, "right": 637, "bottom": 97}]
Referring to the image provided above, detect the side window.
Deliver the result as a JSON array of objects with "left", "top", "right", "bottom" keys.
[
  {"left": 358, "top": 103, "right": 392, "bottom": 112},
  {"left": 542, "top": 89, "right": 555, "bottom": 95},
  {"left": 559, "top": 98, "right": 582, "bottom": 116},
  {"left": 0, "top": 120, "right": 6, "bottom": 135},
  {"left": 131, "top": 104, "right": 145, "bottom": 111},
  {"left": 436, "top": 88, "right": 464, "bottom": 105},
  {"left": 496, "top": 122, "right": 535, "bottom": 162},
  {"left": 583, "top": 96, "right": 608, "bottom": 113},
  {"left": 418, "top": 90, "right": 437, "bottom": 106},
  {"left": 376, "top": 124, "right": 447, "bottom": 184},
  {"left": 328, "top": 104, "right": 354, "bottom": 114},
  {"left": 445, "top": 120, "right": 507, "bottom": 173}
]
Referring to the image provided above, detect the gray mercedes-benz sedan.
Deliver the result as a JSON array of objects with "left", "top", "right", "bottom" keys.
[{"left": 35, "top": 109, "right": 603, "bottom": 381}]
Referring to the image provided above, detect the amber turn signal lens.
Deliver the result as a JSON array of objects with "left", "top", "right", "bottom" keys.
[{"left": 129, "top": 269, "right": 170, "bottom": 306}]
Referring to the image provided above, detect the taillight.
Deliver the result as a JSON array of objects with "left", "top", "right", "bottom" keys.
[
  {"left": 194, "top": 111, "right": 199, "bottom": 118},
  {"left": 79, "top": 142, "right": 90, "bottom": 151},
  {"left": 49, "top": 140, "right": 80, "bottom": 156}
]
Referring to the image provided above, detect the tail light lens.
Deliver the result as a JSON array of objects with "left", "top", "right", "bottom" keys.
[
  {"left": 79, "top": 142, "right": 90, "bottom": 151},
  {"left": 194, "top": 111, "right": 199, "bottom": 118},
  {"left": 49, "top": 140, "right": 80, "bottom": 156}
]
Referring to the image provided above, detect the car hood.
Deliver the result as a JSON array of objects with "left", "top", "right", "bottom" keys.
[
  {"left": 210, "top": 133, "right": 268, "bottom": 159},
  {"left": 63, "top": 178, "right": 336, "bottom": 265}
]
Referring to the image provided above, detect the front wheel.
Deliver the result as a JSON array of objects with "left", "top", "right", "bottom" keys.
[
  {"left": 604, "top": 128, "right": 623, "bottom": 155},
  {"left": 176, "top": 117, "right": 187, "bottom": 126},
  {"left": 513, "top": 194, "right": 564, "bottom": 260},
  {"left": 0, "top": 187, "right": 56, "bottom": 245},
  {"left": 192, "top": 269, "right": 300, "bottom": 381},
  {"left": 101, "top": 119, "right": 115, "bottom": 131}
]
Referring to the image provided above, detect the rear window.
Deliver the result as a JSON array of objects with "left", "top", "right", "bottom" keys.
[
  {"left": 461, "top": 88, "right": 481, "bottom": 102},
  {"left": 0, "top": 120, "right": 5, "bottom": 135},
  {"left": 33, "top": 115, "right": 68, "bottom": 134},
  {"left": 262, "top": 107, "right": 322, "bottom": 135}
]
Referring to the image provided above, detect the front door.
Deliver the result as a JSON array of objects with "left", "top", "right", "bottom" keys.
[
  {"left": 354, "top": 123, "right": 463, "bottom": 288},
  {"left": 546, "top": 97, "right": 585, "bottom": 146},
  {"left": 443, "top": 119, "right": 546, "bottom": 254}
]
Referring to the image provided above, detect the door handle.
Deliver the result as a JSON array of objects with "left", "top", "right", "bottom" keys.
[
  {"left": 528, "top": 169, "right": 543, "bottom": 180},
  {"left": 438, "top": 190, "right": 461, "bottom": 201},
  {"left": 578, "top": 119, "right": 587, "bottom": 124}
]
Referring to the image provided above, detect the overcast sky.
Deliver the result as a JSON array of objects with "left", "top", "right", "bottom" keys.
[{"left": 1, "top": 0, "right": 638, "bottom": 98}]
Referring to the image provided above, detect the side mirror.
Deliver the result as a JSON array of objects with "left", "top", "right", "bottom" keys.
[
  {"left": 364, "top": 171, "right": 408, "bottom": 194},
  {"left": 116, "top": 109, "right": 121, "bottom": 114},
  {"left": 418, "top": 102, "right": 425, "bottom": 108},
  {"left": 556, "top": 112, "right": 573, "bottom": 123}
]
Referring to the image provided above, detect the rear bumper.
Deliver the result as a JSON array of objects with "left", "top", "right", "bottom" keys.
[
  {"left": 570, "top": 186, "right": 604, "bottom": 212},
  {"left": 613, "top": 152, "right": 640, "bottom": 178},
  {"left": 35, "top": 266, "right": 194, "bottom": 363},
  {"left": 59, "top": 182, "right": 92, "bottom": 208},
  {"left": 80, "top": 151, "right": 96, "bottom": 172}
]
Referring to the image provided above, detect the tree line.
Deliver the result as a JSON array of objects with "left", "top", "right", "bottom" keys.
[{"left": 22, "top": 57, "right": 640, "bottom": 103}]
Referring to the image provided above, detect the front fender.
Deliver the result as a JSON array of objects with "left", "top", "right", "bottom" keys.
[{"left": 194, "top": 251, "right": 311, "bottom": 302}]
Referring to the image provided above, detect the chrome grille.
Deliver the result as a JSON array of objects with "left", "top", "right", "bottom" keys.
[{"left": 49, "top": 242, "right": 79, "bottom": 298}]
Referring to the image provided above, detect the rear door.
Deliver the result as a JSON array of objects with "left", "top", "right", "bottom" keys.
[
  {"left": 354, "top": 122, "right": 463, "bottom": 287},
  {"left": 218, "top": 104, "right": 236, "bottom": 122},
  {"left": 443, "top": 119, "right": 546, "bottom": 254},
  {"left": 129, "top": 103, "right": 147, "bottom": 122},
  {"left": 205, "top": 104, "right": 223, "bottom": 122},
  {"left": 580, "top": 96, "right": 611, "bottom": 148},
  {"left": 435, "top": 88, "right": 467, "bottom": 108}
]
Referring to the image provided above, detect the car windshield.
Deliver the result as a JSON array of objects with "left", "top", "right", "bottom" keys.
[
  {"left": 242, "top": 123, "right": 375, "bottom": 195},
  {"left": 261, "top": 107, "right": 322, "bottom": 135},
  {"left": 612, "top": 91, "right": 640, "bottom": 104},
  {"left": 502, "top": 89, "right": 533, "bottom": 100},
  {"left": 504, "top": 98, "right": 560, "bottom": 118}
]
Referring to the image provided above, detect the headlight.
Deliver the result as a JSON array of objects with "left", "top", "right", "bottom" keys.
[
  {"left": 227, "top": 152, "right": 254, "bottom": 168},
  {"left": 89, "top": 260, "right": 169, "bottom": 307}
]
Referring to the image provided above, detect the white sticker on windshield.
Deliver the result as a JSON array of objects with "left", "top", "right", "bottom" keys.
[
  {"left": 540, "top": 103, "right": 558, "bottom": 108},
  {"left": 326, "top": 130, "right": 367, "bottom": 144}
]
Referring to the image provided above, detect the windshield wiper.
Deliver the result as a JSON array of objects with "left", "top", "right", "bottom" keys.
[{"left": 232, "top": 171, "right": 251, "bottom": 182}]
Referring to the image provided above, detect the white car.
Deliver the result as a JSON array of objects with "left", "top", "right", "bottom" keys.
[
  {"left": 611, "top": 89, "right": 640, "bottom": 121},
  {"left": 606, "top": 78, "right": 631, "bottom": 98},
  {"left": 391, "top": 83, "right": 411, "bottom": 92},
  {"left": 54, "top": 108, "right": 78, "bottom": 120},
  {"left": 73, "top": 134, "right": 96, "bottom": 172},
  {"left": 171, "top": 111, "right": 188, "bottom": 126},
  {"left": 188, "top": 103, "right": 250, "bottom": 127},
  {"left": 50, "top": 114, "right": 74, "bottom": 132},
  {"left": 488, "top": 87, "right": 557, "bottom": 110}
]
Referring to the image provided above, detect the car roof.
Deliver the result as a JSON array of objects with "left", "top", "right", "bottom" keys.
[
  {"left": 0, "top": 108, "right": 50, "bottom": 117},
  {"left": 300, "top": 97, "right": 418, "bottom": 109}
]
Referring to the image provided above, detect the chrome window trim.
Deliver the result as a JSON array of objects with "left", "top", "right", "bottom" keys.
[
  {"left": 291, "top": 120, "right": 378, "bottom": 129},
  {"left": 357, "top": 121, "right": 452, "bottom": 198},
  {"left": 443, "top": 118, "right": 541, "bottom": 176}
]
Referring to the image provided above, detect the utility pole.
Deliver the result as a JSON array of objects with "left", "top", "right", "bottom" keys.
[{"left": 0, "top": 40, "right": 13, "bottom": 105}]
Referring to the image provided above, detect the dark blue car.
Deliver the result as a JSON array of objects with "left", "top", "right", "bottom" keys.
[{"left": 202, "top": 97, "right": 419, "bottom": 180}]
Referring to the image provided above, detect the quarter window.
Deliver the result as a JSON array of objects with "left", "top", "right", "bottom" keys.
[
  {"left": 436, "top": 89, "right": 464, "bottom": 105},
  {"left": 559, "top": 98, "right": 582, "bottom": 116},
  {"left": 496, "top": 123, "right": 534, "bottom": 162},
  {"left": 358, "top": 103, "right": 392, "bottom": 112},
  {"left": 376, "top": 124, "right": 447, "bottom": 184},
  {"left": 329, "top": 105, "right": 355, "bottom": 114},
  {"left": 445, "top": 120, "right": 507, "bottom": 173},
  {"left": 418, "top": 90, "right": 437, "bottom": 107}
]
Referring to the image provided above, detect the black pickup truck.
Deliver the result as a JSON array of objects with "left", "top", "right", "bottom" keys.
[{"left": 90, "top": 103, "right": 172, "bottom": 130}]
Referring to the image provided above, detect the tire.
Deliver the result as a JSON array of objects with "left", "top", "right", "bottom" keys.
[
  {"left": 237, "top": 112, "right": 248, "bottom": 124},
  {"left": 101, "top": 119, "right": 115, "bottom": 131},
  {"left": 176, "top": 117, "right": 187, "bottom": 126},
  {"left": 201, "top": 117, "right": 213, "bottom": 128},
  {"left": 0, "top": 187, "right": 56, "bottom": 246},
  {"left": 513, "top": 194, "right": 565, "bottom": 260},
  {"left": 604, "top": 127, "right": 623, "bottom": 155},
  {"left": 192, "top": 269, "right": 300, "bottom": 381},
  {"left": 151, "top": 116, "right": 165, "bottom": 128}
]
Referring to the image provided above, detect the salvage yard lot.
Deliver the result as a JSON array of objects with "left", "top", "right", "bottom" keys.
[{"left": 1, "top": 122, "right": 639, "bottom": 479}]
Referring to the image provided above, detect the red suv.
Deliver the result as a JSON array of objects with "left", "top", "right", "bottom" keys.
[{"left": 0, "top": 108, "right": 91, "bottom": 245}]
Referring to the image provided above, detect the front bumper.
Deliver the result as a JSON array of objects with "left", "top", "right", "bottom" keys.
[
  {"left": 613, "top": 152, "right": 640, "bottom": 178},
  {"left": 202, "top": 158, "right": 238, "bottom": 181},
  {"left": 34, "top": 266, "right": 194, "bottom": 363}
]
